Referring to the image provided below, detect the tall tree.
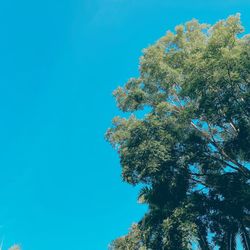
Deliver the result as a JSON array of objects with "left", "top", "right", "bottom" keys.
[{"left": 107, "top": 14, "right": 250, "bottom": 249}]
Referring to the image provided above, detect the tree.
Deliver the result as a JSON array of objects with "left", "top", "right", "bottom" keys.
[
  {"left": 8, "top": 245, "right": 21, "bottom": 250},
  {"left": 107, "top": 14, "right": 250, "bottom": 249}
]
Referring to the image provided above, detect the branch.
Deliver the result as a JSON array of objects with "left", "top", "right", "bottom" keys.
[
  {"left": 190, "top": 177, "right": 209, "bottom": 188},
  {"left": 191, "top": 122, "right": 250, "bottom": 178}
]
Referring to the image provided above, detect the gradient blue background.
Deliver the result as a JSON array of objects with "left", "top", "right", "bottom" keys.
[{"left": 0, "top": 0, "right": 249, "bottom": 249}]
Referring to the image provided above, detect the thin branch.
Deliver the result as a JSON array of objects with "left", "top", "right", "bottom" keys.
[
  {"left": 191, "top": 121, "right": 250, "bottom": 177},
  {"left": 190, "top": 177, "right": 209, "bottom": 188}
]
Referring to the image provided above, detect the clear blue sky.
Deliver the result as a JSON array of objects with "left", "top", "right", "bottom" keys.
[{"left": 0, "top": 0, "right": 249, "bottom": 249}]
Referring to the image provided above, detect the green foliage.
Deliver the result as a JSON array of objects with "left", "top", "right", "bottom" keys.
[
  {"left": 109, "top": 224, "right": 147, "bottom": 250},
  {"left": 107, "top": 14, "right": 250, "bottom": 249}
]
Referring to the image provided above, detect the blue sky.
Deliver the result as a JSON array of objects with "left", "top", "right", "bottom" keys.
[{"left": 0, "top": 0, "right": 249, "bottom": 249}]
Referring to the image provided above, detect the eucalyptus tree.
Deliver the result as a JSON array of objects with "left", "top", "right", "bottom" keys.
[{"left": 107, "top": 14, "right": 250, "bottom": 249}]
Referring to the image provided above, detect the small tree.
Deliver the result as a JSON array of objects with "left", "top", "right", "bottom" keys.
[
  {"left": 107, "top": 14, "right": 250, "bottom": 249},
  {"left": 8, "top": 245, "right": 21, "bottom": 250}
]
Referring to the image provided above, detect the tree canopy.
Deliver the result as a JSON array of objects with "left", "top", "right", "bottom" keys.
[
  {"left": 8, "top": 245, "right": 21, "bottom": 250},
  {"left": 107, "top": 14, "right": 250, "bottom": 249}
]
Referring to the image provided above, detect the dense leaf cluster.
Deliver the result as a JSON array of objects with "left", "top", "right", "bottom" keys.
[{"left": 107, "top": 15, "right": 250, "bottom": 249}]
